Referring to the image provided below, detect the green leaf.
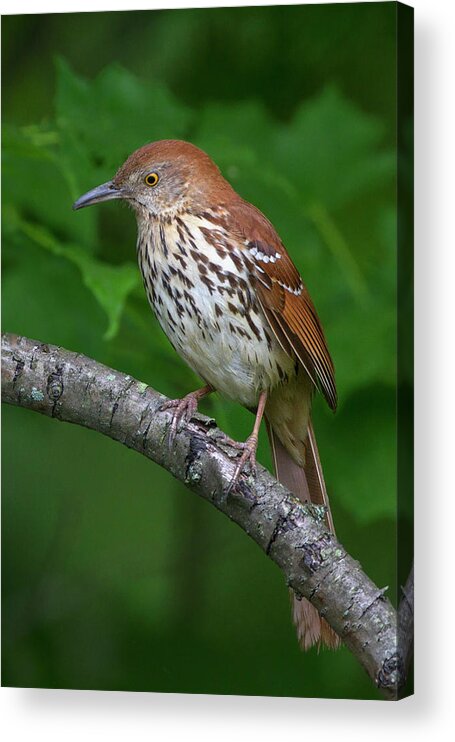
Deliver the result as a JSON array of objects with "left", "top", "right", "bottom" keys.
[
  {"left": 272, "top": 86, "right": 395, "bottom": 209},
  {"left": 2, "top": 122, "right": 98, "bottom": 249},
  {"left": 55, "top": 58, "right": 194, "bottom": 174},
  {"left": 7, "top": 207, "right": 140, "bottom": 340}
]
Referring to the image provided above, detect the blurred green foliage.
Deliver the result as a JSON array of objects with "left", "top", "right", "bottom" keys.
[{"left": 2, "top": 3, "right": 406, "bottom": 699}]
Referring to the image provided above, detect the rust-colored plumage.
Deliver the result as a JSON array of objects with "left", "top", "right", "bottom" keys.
[
  {"left": 223, "top": 200, "right": 337, "bottom": 411},
  {"left": 73, "top": 139, "right": 340, "bottom": 651}
]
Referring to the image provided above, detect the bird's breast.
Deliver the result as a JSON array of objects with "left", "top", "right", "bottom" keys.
[{"left": 136, "top": 212, "right": 295, "bottom": 406}]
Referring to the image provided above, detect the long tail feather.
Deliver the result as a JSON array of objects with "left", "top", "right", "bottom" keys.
[
  {"left": 304, "top": 419, "right": 336, "bottom": 534},
  {"left": 265, "top": 416, "right": 340, "bottom": 651}
]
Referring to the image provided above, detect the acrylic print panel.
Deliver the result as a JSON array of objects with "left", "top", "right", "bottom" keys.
[{"left": 1, "top": 2, "right": 413, "bottom": 700}]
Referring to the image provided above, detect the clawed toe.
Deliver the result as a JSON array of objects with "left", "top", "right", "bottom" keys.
[
  {"left": 213, "top": 431, "right": 246, "bottom": 452},
  {"left": 160, "top": 395, "right": 198, "bottom": 447},
  {"left": 159, "top": 385, "right": 213, "bottom": 448},
  {"left": 226, "top": 435, "right": 259, "bottom": 494},
  {"left": 160, "top": 387, "right": 265, "bottom": 495}
]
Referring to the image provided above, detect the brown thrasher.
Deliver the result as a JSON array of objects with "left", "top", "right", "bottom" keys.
[{"left": 73, "top": 140, "right": 339, "bottom": 651}]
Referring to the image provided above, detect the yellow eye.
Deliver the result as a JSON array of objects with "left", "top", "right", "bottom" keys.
[{"left": 144, "top": 172, "right": 159, "bottom": 187}]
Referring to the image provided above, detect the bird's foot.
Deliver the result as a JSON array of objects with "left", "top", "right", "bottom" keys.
[
  {"left": 160, "top": 392, "right": 202, "bottom": 447},
  {"left": 213, "top": 431, "right": 246, "bottom": 451},
  {"left": 226, "top": 433, "right": 259, "bottom": 494}
]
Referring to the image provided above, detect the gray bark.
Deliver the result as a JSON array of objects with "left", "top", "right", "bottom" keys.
[
  {"left": 398, "top": 564, "right": 414, "bottom": 680},
  {"left": 1, "top": 332, "right": 413, "bottom": 699}
]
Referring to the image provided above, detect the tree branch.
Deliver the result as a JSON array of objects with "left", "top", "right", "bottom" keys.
[
  {"left": 398, "top": 563, "right": 414, "bottom": 680},
  {"left": 1, "top": 332, "right": 412, "bottom": 699}
]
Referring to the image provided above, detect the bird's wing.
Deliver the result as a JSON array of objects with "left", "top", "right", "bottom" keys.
[{"left": 229, "top": 200, "right": 337, "bottom": 410}]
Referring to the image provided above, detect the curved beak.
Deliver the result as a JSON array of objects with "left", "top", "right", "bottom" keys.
[{"left": 72, "top": 181, "right": 123, "bottom": 211}]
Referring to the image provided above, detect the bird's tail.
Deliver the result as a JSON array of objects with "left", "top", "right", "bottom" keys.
[{"left": 265, "top": 378, "right": 340, "bottom": 651}]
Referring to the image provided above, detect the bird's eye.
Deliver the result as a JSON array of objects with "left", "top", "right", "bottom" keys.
[{"left": 144, "top": 172, "right": 159, "bottom": 187}]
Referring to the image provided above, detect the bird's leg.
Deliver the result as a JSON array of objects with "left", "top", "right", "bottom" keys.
[
  {"left": 160, "top": 384, "right": 213, "bottom": 446},
  {"left": 227, "top": 390, "right": 268, "bottom": 492}
]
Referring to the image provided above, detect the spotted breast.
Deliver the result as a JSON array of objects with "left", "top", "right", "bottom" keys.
[{"left": 136, "top": 207, "right": 297, "bottom": 409}]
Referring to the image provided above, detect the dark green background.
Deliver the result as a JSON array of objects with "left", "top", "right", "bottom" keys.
[{"left": 2, "top": 3, "right": 410, "bottom": 699}]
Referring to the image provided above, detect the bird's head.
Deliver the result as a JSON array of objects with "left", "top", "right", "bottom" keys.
[{"left": 73, "top": 140, "right": 234, "bottom": 218}]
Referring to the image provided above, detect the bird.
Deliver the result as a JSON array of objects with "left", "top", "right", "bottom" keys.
[{"left": 73, "top": 139, "right": 340, "bottom": 651}]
